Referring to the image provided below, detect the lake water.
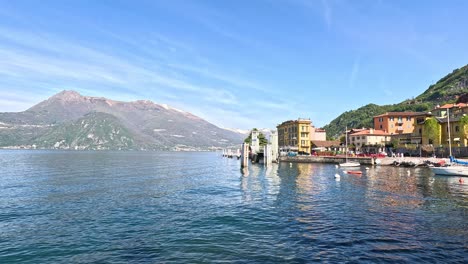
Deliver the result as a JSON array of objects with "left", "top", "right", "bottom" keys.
[{"left": 0, "top": 150, "right": 466, "bottom": 263}]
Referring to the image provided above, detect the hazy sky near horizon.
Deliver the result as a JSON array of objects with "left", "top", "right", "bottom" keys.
[{"left": 0, "top": 0, "right": 468, "bottom": 129}]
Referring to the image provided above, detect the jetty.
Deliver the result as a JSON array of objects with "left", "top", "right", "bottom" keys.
[{"left": 224, "top": 129, "right": 279, "bottom": 168}]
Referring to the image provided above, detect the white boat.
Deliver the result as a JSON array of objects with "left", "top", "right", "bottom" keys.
[
  {"left": 430, "top": 165, "right": 468, "bottom": 177},
  {"left": 340, "top": 162, "right": 360, "bottom": 167},
  {"left": 430, "top": 108, "right": 468, "bottom": 177},
  {"left": 339, "top": 126, "right": 360, "bottom": 167}
]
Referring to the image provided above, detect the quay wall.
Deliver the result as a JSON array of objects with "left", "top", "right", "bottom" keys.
[
  {"left": 279, "top": 156, "right": 447, "bottom": 166},
  {"left": 279, "top": 156, "right": 375, "bottom": 165}
]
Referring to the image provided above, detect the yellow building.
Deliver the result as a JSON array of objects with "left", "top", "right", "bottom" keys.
[
  {"left": 432, "top": 104, "right": 467, "bottom": 147},
  {"left": 277, "top": 118, "right": 311, "bottom": 154},
  {"left": 416, "top": 104, "right": 468, "bottom": 147}
]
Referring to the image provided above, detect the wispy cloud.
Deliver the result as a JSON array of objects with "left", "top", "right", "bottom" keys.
[
  {"left": 0, "top": 27, "right": 241, "bottom": 102},
  {"left": 348, "top": 57, "right": 360, "bottom": 89},
  {"left": 0, "top": 90, "right": 42, "bottom": 111},
  {"left": 321, "top": 0, "right": 332, "bottom": 29},
  {"left": 168, "top": 63, "right": 269, "bottom": 93},
  {"left": 0, "top": 25, "right": 289, "bottom": 128},
  {"left": 255, "top": 100, "right": 292, "bottom": 111}
]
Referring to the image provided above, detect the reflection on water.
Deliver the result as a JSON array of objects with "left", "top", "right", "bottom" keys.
[{"left": 0, "top": 151, "right": 466, "bottom": 263}]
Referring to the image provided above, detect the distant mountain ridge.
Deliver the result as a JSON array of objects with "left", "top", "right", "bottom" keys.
[
  {"left": 0, "top": 90, "right": 244, "bottom": 150},
  {"left": 323, "top": 64, "right": 468, "bottom": 138}
]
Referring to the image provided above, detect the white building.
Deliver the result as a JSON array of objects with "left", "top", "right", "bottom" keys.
[{"left": 349, "top": 128, "right": 390, "bottom": 152}]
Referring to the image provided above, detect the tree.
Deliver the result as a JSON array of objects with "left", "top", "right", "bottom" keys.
[
  {"left": 390, "top": 138, "right": 399, "bottom": 148},
  {"left": 423, "top": 117, "right": 441, "bottom": 145},
  {"left": 339, "top": 135, "right": 346, "bottom": 143},
  {"left": 258, "top": 133, "right": 268, "bottom": 146},
  {"left": 459, "top": 115, "right": 468, "bottom": 143},
  {"left": 244, "top": 128, "right": 268, "bottom": 146}
]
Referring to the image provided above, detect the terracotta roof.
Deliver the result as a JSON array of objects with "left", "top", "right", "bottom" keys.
[
  {"left": 347, "top": 128, "right": 368, "bottom": 134},
  {"left": 349, "top": 129, "right": 389, "bottom": 136},
  {"left": 373, "top": 112, "right": 427, "bottom": 117},
  {"left": 311, "top": 140, "right": 340, "bottom": 148},
  {"left": 435, "top": 103, "right": 468, "bottom": 109}
]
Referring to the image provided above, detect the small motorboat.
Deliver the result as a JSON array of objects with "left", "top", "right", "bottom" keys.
[{"left": 346, "top": 170, "right": 362, "bottom": 175}]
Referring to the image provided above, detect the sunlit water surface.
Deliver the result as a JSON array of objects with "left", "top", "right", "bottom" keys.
[{"left": 0, "top": 150, "right": 466, "bottom": 263}]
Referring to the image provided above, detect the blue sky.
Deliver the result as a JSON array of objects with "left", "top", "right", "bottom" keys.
[{"left": 0, "top": 0, "right": 468, "bottom": 130}]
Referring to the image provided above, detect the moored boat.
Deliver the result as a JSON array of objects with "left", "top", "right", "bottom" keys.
[
  {"left": 430, "top": 165, "right": 468, "bottom": 177},
  {"left": 346, "top": 170, "right": 362, "bottom": 175},
  {"left": 339, "top": 126, "right": 360, "bottom": 167},
  {"left": 429, "top": 108, "right": 468, "bottom": 177}
]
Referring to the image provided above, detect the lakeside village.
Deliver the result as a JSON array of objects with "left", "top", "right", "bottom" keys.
[{"left": 224, "top": 103, "right": 468, "bottom": 167}]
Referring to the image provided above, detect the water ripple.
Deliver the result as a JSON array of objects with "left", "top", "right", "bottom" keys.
[{"left": 0, "top": 150, "right": 466, "bottom": 263}]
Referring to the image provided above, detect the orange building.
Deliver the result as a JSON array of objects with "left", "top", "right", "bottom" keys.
[{"left": 373, "top": 112, "right": 427, "bottom": 135}]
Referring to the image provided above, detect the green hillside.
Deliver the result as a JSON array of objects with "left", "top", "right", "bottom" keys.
[
  {"left": 324, "top": 65, "right": 468, "bottom": 138},
  {"left": 33, "top": 112, "right": 135, "bottom": 150}
]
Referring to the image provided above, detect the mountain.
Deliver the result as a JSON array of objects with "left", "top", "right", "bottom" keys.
[
  {"left": 223, "top": 128, "right": 250, "bottom": 135},
  {"left": 0, "top": 90, "right": 244, "bottom": 150},
  {"left": 324, "top": 64, "right": 468, "bottom": 138}
]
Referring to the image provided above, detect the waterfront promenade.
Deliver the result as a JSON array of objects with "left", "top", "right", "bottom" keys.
[{"left": 280, "top": 155, "right": 443, "bottom": 166}]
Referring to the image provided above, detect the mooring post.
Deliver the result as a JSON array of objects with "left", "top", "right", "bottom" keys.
[
  {"left": 264, "top": 144, "right": 272, "bottom": 166},
  {"left": 269, "top": 130, "right": 278, "bottom": 162},
  {"left": 241, "top": 143, "right": 249, "bottom": 168}
]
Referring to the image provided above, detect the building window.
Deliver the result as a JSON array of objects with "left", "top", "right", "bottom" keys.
[
  {"left": 390, "top": 117, "right": 394, "bottom": 121},
  {"left": 379, "top": 125, "right": 383, "bottom": 129},
  {"left": 398, "top": 117, "right": 402, "bottom": 122},
  {"left": 419, "top": 128, "right": 422, "bottom": 135},
  {"left": 456, "top": 126, "right": 460, "bottom": 132},
  {"left": 406, "top": 117, "right": 411, "bottom": 121}
]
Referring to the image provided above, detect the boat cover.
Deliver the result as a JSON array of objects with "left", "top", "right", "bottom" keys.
[{"left": 450, "top": 156, "right": 468, "bottom": 165}]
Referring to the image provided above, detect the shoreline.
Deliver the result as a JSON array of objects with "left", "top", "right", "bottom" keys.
[{"left": 279, "top": 156, "right": 445, "bottom": 166}]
